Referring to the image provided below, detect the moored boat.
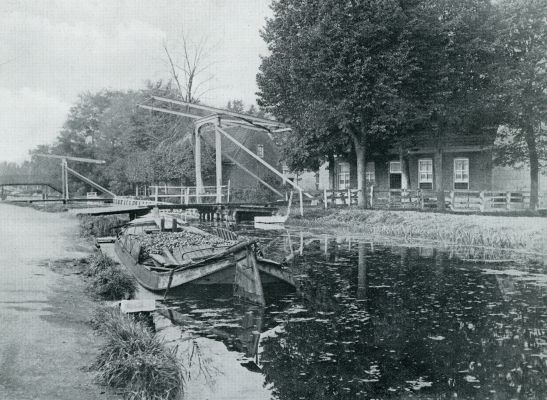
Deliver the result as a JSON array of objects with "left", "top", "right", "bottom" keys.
[{"left": 104, "top": 214, "right": 294, "bottom": 297}]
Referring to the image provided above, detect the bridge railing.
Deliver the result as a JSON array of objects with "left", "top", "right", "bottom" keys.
[
  {"left": 148, "top": 185, "right": 230, "bottom": 204},
  {"left": 113, "top": 196, "right": 169, "bottom": 206}
]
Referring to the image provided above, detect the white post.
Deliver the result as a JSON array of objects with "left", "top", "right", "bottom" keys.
[
  {"left": 324, "top": 188, "right": 328, "bottom": 209},
  {"left": 60, "top": 160, "right": 65, "bottom": 201},
  {"left": 347, "top": 188, "right": 351, "bottom": 206},
  {"left": 506, "top": 191, "right": 511, "bottom": 210},
  {"left": 299, "top": 189, "right": 304, "bottom": 216},
  {"left": 227, "top": 179, "right": 231, "bottom": 203},
  {"left": 154, "top": 186, "right": 158, "bottom": 204},
  {"left": 180, "top": 187, "right": 184, "bottom": 204},
  {"left": 195, "top": 125, "right": 203, "bottom": 203},
  {"left": 185, "top": 187, "right": 190, "bottom": 205},
  {"left": 135, "top": 185, "right": 138, "bottom": 197},
  {"left": 63, "top": 159, "right": 69, "bottom": 200},
  {"left": 214, "top": 121, "right": 223, "bottom": 203}
]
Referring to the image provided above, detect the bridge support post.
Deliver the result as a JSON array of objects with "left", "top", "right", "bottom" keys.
[
  {"left": 195, "top": 125, "right": 203, "bottom": 203},
  {"left": 61, "top": 159, "right": 69, "bottom": 201},
  {"left": 215, "top": 118, "right": 223, "bottom": 204}
]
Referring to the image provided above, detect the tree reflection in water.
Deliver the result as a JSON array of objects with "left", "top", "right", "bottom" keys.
[{"left": 259, "top": 238, "right": 547, "bottom": 400}]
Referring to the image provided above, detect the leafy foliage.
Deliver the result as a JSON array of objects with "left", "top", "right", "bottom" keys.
[
  {"left": 25, "top": 82, "right": 215, "bottom": 195},
  {"left": 493, "top": 0, "right": 547, "bottom": 208},
  {"left": 257, "top": 0, "right": 501, "bottom": 207}
]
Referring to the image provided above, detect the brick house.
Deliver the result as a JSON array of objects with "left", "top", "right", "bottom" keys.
[
  {"left": 292, "top": 135, "right": 546, "bottom": 196},
  {"left": 199, "top": 127, "right": 283, "bottom": 191}
]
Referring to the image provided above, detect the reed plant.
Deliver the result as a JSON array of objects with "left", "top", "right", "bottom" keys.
[
  {"left": 290, "top": 209, "right": 547, "bottom": 254},
  {"left": 91, "top": 307, "right": 183, "bottom": 400}
]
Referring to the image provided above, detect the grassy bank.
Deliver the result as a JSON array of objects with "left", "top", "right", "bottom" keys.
[
  {"left": 91, "top": 307, "right": 183, "bottom": 400},
  {"left": 289, "top": 209, "right": 547, "bottom": 255}
]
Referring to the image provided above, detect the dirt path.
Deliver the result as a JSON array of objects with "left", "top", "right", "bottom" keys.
[{"left": 0, "top": 204, "right": 119, "bottom": 400}]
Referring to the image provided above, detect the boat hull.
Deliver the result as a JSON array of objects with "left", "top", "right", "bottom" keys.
[{"left": 114, "top": 239, "right": 249, "bottom": 291}]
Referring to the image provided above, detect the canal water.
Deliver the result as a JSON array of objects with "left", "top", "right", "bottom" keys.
[{"left": 155, "top": 224, "right": 547, "bottom": 400}]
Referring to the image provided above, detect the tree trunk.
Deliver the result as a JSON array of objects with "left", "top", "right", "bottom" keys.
[
  {"left": 354, "top": 140, "right": 367, "bottom": 208},
  {"left": 328, "top": 154, "right": 335, "bottom": 190},
  {"left": 525, "top": 127, "right": 539, "bottom": 210},
  {"left": 435, "top": 146, "right": 445, "bottom": 210},
  {"left": 400, "top": 147, "right": 410, "bottom": 189}
]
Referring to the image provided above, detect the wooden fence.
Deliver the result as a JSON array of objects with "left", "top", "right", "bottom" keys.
[{"left": 317, "top": 187, "right": 546, "bottom": 212}]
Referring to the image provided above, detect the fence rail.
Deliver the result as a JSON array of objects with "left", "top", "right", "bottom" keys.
[{"left": 316, "top": 188, "right": 546, "bottom": 212}]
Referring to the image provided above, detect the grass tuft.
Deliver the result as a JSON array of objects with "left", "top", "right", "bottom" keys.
[
  {"left": 91, "top": 266, "right": 137, "bottom": 300},
  {"left": 85, "top": 252, "right": 116, "bottom": 276},
  {"left": 91, "top": 307, "right": 183, "bottom": 400},
  {"left": 85, "top": 252, "right": 137, "bottom": 300}
]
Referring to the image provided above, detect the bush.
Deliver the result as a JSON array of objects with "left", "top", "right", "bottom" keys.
[
  {"left": 91, "top": 307, "right": 183, "bottom": 400},
  {"left": 79, "top": 215, "right": 129, "bottom": 237},
  {"left": 91, "top": 266, "right": 137, "bottom": 300}
]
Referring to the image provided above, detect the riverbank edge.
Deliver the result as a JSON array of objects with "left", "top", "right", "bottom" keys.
[{"left": 287, "top": 208, "right": 547, "bottom": 256}]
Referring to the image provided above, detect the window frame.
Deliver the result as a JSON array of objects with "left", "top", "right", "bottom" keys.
[
  {"left": 418, "top": 158, "right": 433, "bottom": 189},
  {"left": 389, "top": 161, "right": 401, "bottom": 174},
  {"left": 337, "top": 162, "right": 350, "bottom": 190},
  {"left": 365, "top": 161, "right": 375, "bottom": 185},
  {"left": 453, "top": 158, "right": 469, "bottom": 189}
]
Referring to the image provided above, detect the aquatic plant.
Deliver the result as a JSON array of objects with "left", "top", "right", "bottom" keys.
[{"left": 91, "top": 307, "right": 183, "bottom": 400}]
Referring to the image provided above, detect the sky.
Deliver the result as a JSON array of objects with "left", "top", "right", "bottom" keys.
[{"left": 0, "top": 0, "right": 273, "bottom": 163}]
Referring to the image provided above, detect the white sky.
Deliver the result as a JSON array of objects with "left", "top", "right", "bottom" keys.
[{"left": 0, "top": 0, "right": 272, "bottom": 163}]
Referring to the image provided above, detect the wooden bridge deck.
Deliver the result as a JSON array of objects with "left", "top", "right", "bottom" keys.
[{"left": 71, "top": 202, "right": 278, "bottom": 222}]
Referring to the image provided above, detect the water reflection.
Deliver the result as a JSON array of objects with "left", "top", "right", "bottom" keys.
[{"left": 159, "top": 225, "right": 547, "bottom": 400}]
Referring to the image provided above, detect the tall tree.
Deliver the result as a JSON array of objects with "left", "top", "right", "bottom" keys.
[
  {"left": 403, "top": 0, "right": 501, "bottom": 208},
  {"left": 258, "top": 0, "right": 414, "bottom": 207},
  {"left": 495, "top": 0, "right": 547, "bottom": 210}
]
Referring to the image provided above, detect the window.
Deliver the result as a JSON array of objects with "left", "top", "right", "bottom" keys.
[
  {"left": 389, "top": 161, "right": 402, "bottom": 189},
  {"left": 389, "top": 161, "right": 401, "bottom": 174},
  {"left": 256, "top": 144, "right": 264, "bottom": 158},
  {"left": 366, "top": 162, "right": 375, "bottom": 185},
  {"left": 337, "top": 162, "right": 350, "bottom": 189},
  {"left": 418, "top": 159, "right": 433, "bottom": 190},
  {"left": 454, "top": 158, "right": 469, "bottom": 189}
]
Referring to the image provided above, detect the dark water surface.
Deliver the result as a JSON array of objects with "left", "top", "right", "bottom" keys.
[{"left": 158, "top": 224, "right": 547, "bottom": 400}]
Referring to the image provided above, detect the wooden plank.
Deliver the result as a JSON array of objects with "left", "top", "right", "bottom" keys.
[
  {"left": 151, "top": 95, "right": 285, "bottom": 127},
  {"left": 120, "top": 299, "right": 156, "bottom": 314},
  {"left": 163, "top": 248, "right": 180, "bottom": 266}
]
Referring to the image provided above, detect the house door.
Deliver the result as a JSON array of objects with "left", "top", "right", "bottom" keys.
[{"left": 389, "top": 161, "right": 402, "bottom": 189}]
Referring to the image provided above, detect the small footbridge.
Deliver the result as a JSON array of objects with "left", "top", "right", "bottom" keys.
[{"left": 0, "top": 174, "right": 62, "bottom": 199}]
